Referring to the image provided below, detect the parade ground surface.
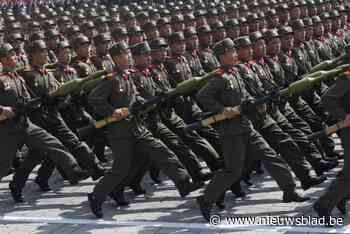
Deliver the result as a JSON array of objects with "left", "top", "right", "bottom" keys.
[{"left": 0, "top": 137, "right": 349, "bottom": 234}]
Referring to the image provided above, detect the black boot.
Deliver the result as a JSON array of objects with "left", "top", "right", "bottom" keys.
[
  {"left": 253, "top": 161, "right": 264, "bottom": 175},
  {"left": 68, "top": 169, "right": 90, "bottom": 185},
  {"left": 231, "top": 181, "right": 245, "bottom": 198},
  {"left": 130, "top": 183, "right": 146, "bottom": 195},
  {"left": 315, "top": 160, "right": 338, "bottom": 176},
  {"left": 9, "top": 181, "right": 24, "bottom": 203},
  {"left": 35, "top": 177, "right": 51, "bottom": 192},
  {"left": 283, "top": 191, "right": 309, "bottom": 203},
  {"left": 215, "top": 193, "right": 226, "bottom": 210},
  {"left": 178, "top": 181, "right": 203, "bottom": 198},
  {"left": 149, "top": 166, "right": 162, "bottom": 184},
  {"left": 301, "top": 175, "right": 327, "bottom": 191},
  {"left": 197, "top": 196, "right": 212, "bottom": 222},
  {"left": 313, "top": 202, "right": 333, "bottom": 227},
  {"left": 337, "top": 198, "right": 347, "bottom": 215},
  {"left": 91, "top": 164, "right": 106, "bottom": 181},
  {"left": 109, "top": 186, "right": 129, "bottom": 207},
  {"left": 88, "top": 193, "right": 103, "bottom": 218}
]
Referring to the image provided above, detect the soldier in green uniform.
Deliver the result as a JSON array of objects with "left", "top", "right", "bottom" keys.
[
  {"left": 313, "top": 69, "right": 350, "bottom": 225},
  {"left": 253, "top": 30, "right": 337, "bottom": 175},
  {"left": 70, "top": 35, "right": 107, "bottom": 162},
  {"left": 87, "top": 42, "right": 201, "bottom": 218},
  {"left": 0, "top": 43, "right": 89, "bottom": 202},
  {"left": 91, "top": 33, "right": 115, "bottom": 71},
  {"left": 71, "top": 35, "right": 97, "bottom": 78},
  {"left": 165, "top": 32, "right": 222, "bottom": 159},
  {"left": 11, "top": 40, "right": 105, "bottom": 197},
  {"left": 149, "top": 37, "right": 222, "bottom": 175},
  {"left": 279, "top": 26, "right": 339, "bottom": 160},
  {"left": 197, "top": 25, "right": 221, "bottom": 73},
  {"left": 128, "top": 41, "right": 211, "bottom": 188},
  {"left": 196, "top": 38, "right": 308, "bottom": 221},
  {"left": 235, "top": 35, "right": 326, "bottom": 189}
]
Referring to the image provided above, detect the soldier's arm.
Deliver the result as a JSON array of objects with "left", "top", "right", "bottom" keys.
[
  {"left": 88, "top": 78, "right": 115, "bottom": 117},
  {"left": 196, "top": 75, "right": 225, "bottom": 114},
  {"left": 322, "top": 75, "right": 350, "bottom": 120}
]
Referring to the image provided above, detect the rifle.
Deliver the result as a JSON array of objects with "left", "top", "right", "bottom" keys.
[
  {"left": 310, "top": 44, "right": 350, "bottom": 73},
  {"left": 307, "top": 121, "right": 346, "bottom": 141},
  {"left": 76, "top": 69, "right": 220, "bottom": 138},
  {"left": 185, "top": 64, "right": 350, "bottom": 131},
  {"left": 1, "top": 69, "right": 109, "bottom": 121}
]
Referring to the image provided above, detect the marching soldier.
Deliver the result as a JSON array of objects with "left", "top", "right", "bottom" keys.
[
  {"left": 235, "top": 35, "right": 326, "bottom": 190},
  {"left": 11, "top": 40, "right": 105, "bottom": 198},
  {"left": 0, "top": 43, "right": 89, "bottom": 202},
  {"left": 314, "top": 68, "right": 350, "bottom": 226},
  {"left": 129, "top": 41, "right": 211, "bottom": 188},
  {"left": 87, "top": 41, "right": 201, "bottom": 218},
  {"left": 253, "top": 30, "right": 337, "bottom": 175},
  {"left": 196, "top": 38, "right": 308, "bottom": 221}
]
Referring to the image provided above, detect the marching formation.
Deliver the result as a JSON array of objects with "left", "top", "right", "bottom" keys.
[{"left": 0, "top": 0, "right": 350, "bottom": 227}]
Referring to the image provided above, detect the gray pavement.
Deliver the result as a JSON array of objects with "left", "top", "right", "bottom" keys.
[{"left": 0, "top": 138, "right": 349, "bottom": 234}]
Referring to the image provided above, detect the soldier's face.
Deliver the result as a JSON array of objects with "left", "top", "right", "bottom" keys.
[
  {"left": 314, "top": 24, "right": 324, "bottom": 36},
  {"left": 237, "top": 46, "right": 253, "bottom": 62},
  {"left": 196, "top": 17, "right": 207, "bottom": 27},
  {"left": 213, "top": 30, "right": 226, "bottom": 43},
  {"left": 269, "top": 17, "right": 280, "bottom": 28},
  {"left": 290, "top": 7, "right": 301, "bottom": 19},
  {"left": 130, "top": 34, "right": 144, "bottom": 45},
  {"left": 199, "top": 34, "right": 213, "bottom": 46},
  {"left": 134, "top": 53, "right": 151, "bottom": 67},
  {"left": 186, "top": 35, "right": 199, "bottom": 50},
  {"left": 151, "top": 47, "right": 167, "bottom": 61},
  {"left": 172, "top": 23, "right": 185, "bottom": 32},
  {"left": 324, "top": 21, "right": 332, "bottom": 32},
  {"left": 332, "top": 19, "right": 341, "bottom": 30},
  {"left": 2, "top": 51, "right": 18, "bottom": 68},
  {"left": 77, "top": 43, "right": 91, "bottom": 58},
  {"left": 279, "top": 12, "right": 290, "bottom": 24},
  {"left": 305, "top": 27, "right": 314, "bottom": 39},
  {"left": 240, "top": 24, "right": 250, "bottom": 36},
  {"left": 253, "top": 39, "right": 266, "bottom": 59},
  {"left": 281, "top": 35, "right": 294, "bottom": 51},
  {"left": 293, "top": 29, "right": 306, "bottom": 42},
  {"left": 249, "top": 22, "right": 259, "bottom": 33},
  {"left": 98, "top": 24, "right": 110, "bottom": 34},
  {"left": 226, "top": 28, "right": 240, "bottom": 40},
  {"left": 220, "top": 48, "right": 238, "bottom": 66},
  {"left": 308, "top": 7, "right": 317, "bottom": 16},
  {"left": 170, "top": 41, "right": 186, "bottom": 55},
  {"left": 114, "top": 50, "right": 130, "bottom": 69},
  {"left": 35, "top": 49, "right": 48, "bottom": 65},
  {"left": 96, "top": 42, "right": 110, "bottom": 55},
  {"left": 58, "top": 47, "right": 71, "bottom": 64},
  {"left": 159, "top": 24, "right": 172, "bottom": 37},
  {"left": 267, "top": 38, "right": 281, "bottom": 56}
]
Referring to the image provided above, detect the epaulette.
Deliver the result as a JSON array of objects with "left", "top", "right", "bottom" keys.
[
  {"left": 128, "top": 68, "right": 137, "bottom": 73},
  {"left": 148, "top": 64, "right": 157, "bottom": 71}
]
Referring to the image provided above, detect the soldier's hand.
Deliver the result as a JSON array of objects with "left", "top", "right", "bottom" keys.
[
  {"left": 223, "top": 106, "right": 240, "bottom": 118},
  {"left": 342, "top": 114, "right": 350, "bottom": 128},
  {"left": 257, "top": 104, "right": 267, "bottom": 114},
  {"left": 0, "top": 106, "right": 15, "bottom": 121},
  {"left": 112, "top": 108, "right": 129, "bottom": 121}
]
